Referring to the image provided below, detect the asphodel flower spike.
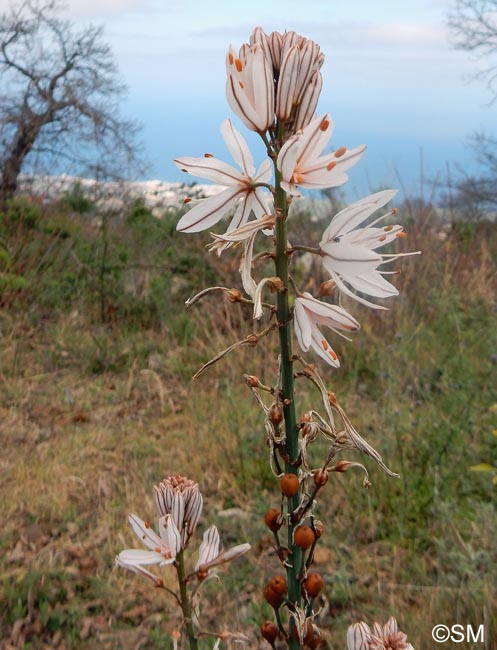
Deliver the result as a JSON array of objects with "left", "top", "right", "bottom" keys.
[
  {"left": 175, "top": 118, "right": 271, "bottom": 233},
  {"left": 319, "top": 190, "right": 421, "bottom": 309},
  {"left": 277, "top": 114, "right": 366, "bottom": 197},
  {"left": 293, "top": 292, "right": 360, "bottom": 367}
]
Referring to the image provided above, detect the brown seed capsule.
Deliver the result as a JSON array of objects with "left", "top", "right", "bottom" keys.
[
  {"left": 306, "top": 625, "right": 322, "bottom": 648},
  {"left": 313, "top": 469, "right": 329, "bottom": 487},
  {"left": 269, "top": 404, "right": 284, "bottom": 424},
  {"left": 280, "top": 473, "right": 299, "bottom": 497},
  {"left": 263, "top": 577, "right": 287, "bottom": 609},
  {"left": 294, "top": 525, "right": 315, "bottom": 550},
  {"left": 267, "top": 575, "right": 288, "bottom": 595},
  {"left": 245, "top": 375, "right": 260, "bottom": 388},
  {"left": 264, "top": 508, "right": 282, "bottom": 532},
  {"left": 303, "top": 572, "right": 325, "bottom": 598},
  {"left": 260, "top": 620, "right": 279, "bottom": 643},
  {"left": 313, "top": 520, "right": 324, "bottom": 538}
]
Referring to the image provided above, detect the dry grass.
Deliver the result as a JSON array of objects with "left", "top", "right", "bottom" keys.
[{"left": 1, "top": 203, "right": 496, "bottom": 649}]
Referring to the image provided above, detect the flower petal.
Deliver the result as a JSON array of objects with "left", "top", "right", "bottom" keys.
[
  {"left": 196, "top": 525, "right": 220, "bottom": 570},
  {"left": 115, "top": 556, "right": 164, "bottom": 585},
  {"left": 117, "top": 548, "right": 164, "bottom": 565},
  {"left": 321, "top": 190, "right": 397, "bottom": 243},
  {"left": 128, "top": 514, "right": 162, "bottom": 550},
  {"left": 321, "top": 242, "right": 381, "bottom": 275},
  {"left": 294, "top": 298, "right": 313, "bottom": 351},
  {"left": 176, "top": 187, "right": 240, "bottom": 233},
  {"left": 159, "top": 514, "right": 182, "bottom": 558},
  {"left": 344, "top": 271, "right": 399, "bottom": 299},
  {"left": 221, "top": 118, "right": 255, "bottom": 177},
  {"left": 347, "top": 622, "right": 371, "bottom": 650},
  {"left": 174, "top": 156, "right": 244, "bottom": 186}
]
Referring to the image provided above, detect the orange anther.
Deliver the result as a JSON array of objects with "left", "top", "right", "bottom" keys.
[
  {"left": 396, "top": 231, "right": 407, "bottom": 238},
  {"left": 392, "top": 207, "right": 398, "bottom": 214},
  {"left": 235, "top": 58, "right": 243, "bottom": 72},
  {"left": 334, "top": 146, "right": 347, "bottom": 158},
  {"left": 183, "top": 197, "right": 192, "bottom": 204},
  {"left": 321, "top": 339, "right": 328, "bottom": 351},
  {"left": 330, "top": 350, "right": 337, "bottom": 360},
  {"left": 144, "top": 521, "right": 151, "bottom": 528},
  {"left": 319, "top": 118, "right": 330, "bottom": 131},
  {"left": 379, "top": 235, "right": 387, "bottom": 242},
  {"left": 229, "top": 53, "right": 234, "bottom": 65},
  {"left": 384, "top": 225, "right": 393, "bottom": 231},
  {"left": 155, "top": 547, "right": 162, "bottom": 553},
  {"left": 326, "top": 161, "right": 337, "bottom": 171},
  {"left": 295, "top": 173, "right": 304, "bottom": 183}
]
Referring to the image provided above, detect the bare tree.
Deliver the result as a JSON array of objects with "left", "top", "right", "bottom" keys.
[
  {"left": 446, "top": 1, "right": 497, "bottom": 217},
  {"left": 0, "top": 0, "right": 141, "bottom": 209},
  {"left": 448, "top": 0, "right": 497, "bottom": 100}
]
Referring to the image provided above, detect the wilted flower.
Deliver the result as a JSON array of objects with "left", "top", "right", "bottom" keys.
[
  {"left": 153, "top": 475, "right": 203, "bottom": 546},
  {"left": 347, "top": 617, "right": 414, "bottom": 650},
  {"left": 115, "top": 513, "right": 181, "bottom": 585},
  {"left": 319, "top": 190, "right": 419, "bottom": 309},
  {"left": 294, "top": 292, "right": 360, "bottom": 367},
  {"left": 175, "top": 118, "right": 271, "bottom": 233},
  {"left": 195, "top": 525, "right": 251, "bottom": 580},
  {"left": 277, "top": 114, "right": 365, "bottom": 197}
]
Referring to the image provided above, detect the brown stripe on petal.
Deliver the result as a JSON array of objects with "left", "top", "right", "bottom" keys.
[
  {"left": 228, "top": 75, "right": 257, "bottom": 131},
  {"left": 178, "top": 188, "right": 243, "bottom": 232}
]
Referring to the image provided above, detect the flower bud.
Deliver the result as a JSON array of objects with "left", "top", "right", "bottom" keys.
[
  {"left": 303, "top": 571, "right": 325, "bottom": 597},
  {"left": 264, "top": 508, "right": 282, "bottom": 532},
  {"left": 319, "top": 279, "right": 336, "bottom": 296},
  {"left": 313, "top": 469, "right": 329, "bottom": 487},
  {"left": 245, "top": 375, "right": 261, "bottom": 388},
  {"left": 294, "top": 525, "right": 315, "bottom": 550},
  {"left": 279, "top": 473, "right": 299, "bottom": 497},
  {"left": 260, "top": 620, "right": 279, "bottom": 643}
]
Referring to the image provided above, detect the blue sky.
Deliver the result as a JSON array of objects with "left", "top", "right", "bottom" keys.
[{"left": 33, "top": 0, "right": 497, "bottom": 197}]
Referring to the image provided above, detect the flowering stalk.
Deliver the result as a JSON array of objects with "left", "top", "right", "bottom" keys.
[
  {"left": 176, "top": 549, "right": 199, "bottom": 650},
  {"left": 273, "top": 163, "right": 302, "bottom": 645}
]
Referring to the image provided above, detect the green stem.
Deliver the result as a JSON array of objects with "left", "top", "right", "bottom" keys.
[
  {"left": 273, "top": 163, "right": 302, "bottom": 649},
  {"left": 176, "top": 550, "right": 199, "bottom": 650}
]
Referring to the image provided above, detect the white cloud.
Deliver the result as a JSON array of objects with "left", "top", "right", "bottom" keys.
[{"left": 64, "top": 0, "right": 157, "bottom": 19}]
